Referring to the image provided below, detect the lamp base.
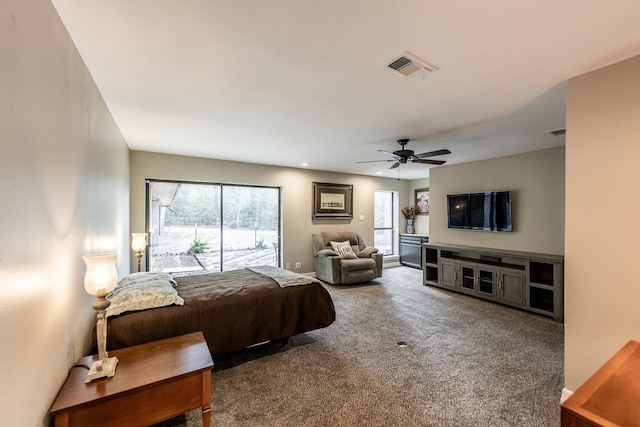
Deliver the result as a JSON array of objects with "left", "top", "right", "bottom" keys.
[{"left": 85, "top": 356, "right": 119, "bottom": 383}]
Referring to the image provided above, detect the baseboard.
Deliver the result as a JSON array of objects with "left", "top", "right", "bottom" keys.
[
  {"left": 383, "top": 254, "right": 400, "bottom": 268},
  {"left": 560, "top": 388, "right": 573, "bottom": 403}
]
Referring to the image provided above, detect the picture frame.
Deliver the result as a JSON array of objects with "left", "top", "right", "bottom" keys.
[
  {"left": 415, "top": 188, "right": 430, "bottom": 214},
  {"left": 312, "top": 182, "right": 353, "bottom": 219}
]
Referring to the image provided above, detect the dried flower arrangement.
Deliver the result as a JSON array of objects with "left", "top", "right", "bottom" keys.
[{"left": 401, "top": 205, "right": 420, "bottom": 220}]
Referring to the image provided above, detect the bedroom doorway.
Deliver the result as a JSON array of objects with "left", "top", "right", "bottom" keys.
[{"left": 146, "top": 180, "right": 281, "bottom": 273}]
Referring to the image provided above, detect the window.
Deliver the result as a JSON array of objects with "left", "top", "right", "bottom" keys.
[
  {"left": 147, "top": 180, "right": 281, "bottom": 273},
  {"left": 374, "top": 191, "right": 397, "bottom": 255}
]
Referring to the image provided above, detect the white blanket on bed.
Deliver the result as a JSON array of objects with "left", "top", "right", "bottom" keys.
[{"left": 246, "top": 266, "right": 323, "bottom": 288}]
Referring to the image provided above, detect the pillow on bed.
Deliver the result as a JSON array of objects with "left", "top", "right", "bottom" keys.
[
  {"left": 106, "top": 272, "right": 184, "bottom": 317},
  {"left": 116, "top": 271, "right": 178, "bottom": 288},
  {"left": 330, "top": 240, "right": 358, "bottom": 259}
]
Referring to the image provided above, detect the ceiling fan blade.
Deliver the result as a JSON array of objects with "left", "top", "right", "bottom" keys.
[
  {"left": 355, "top": 159, "right": 394, "bottom": 164},
  {"left": 389, "top": 162, "right": 400, "bottom": 169},
  {"left": 377, "top": 149, "right": 401, "bottom": 159},
  {"left": 415, "top": 149, "right": 451, "bottom": 159},
  {"left": 413, "top": 159, "right": 447, "bottom": 165}
]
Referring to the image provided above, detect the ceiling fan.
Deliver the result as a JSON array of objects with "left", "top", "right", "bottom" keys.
[{"left": 356, "top": 139, "right": 451, "bottom": 169}]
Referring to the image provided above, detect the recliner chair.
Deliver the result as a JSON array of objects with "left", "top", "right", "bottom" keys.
[{"left": 312, "top": 231, "right": 382, "bottom": 285}]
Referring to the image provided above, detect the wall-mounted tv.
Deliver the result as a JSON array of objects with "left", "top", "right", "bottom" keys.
[{"left": 447, "top": 191, "right": 512, "bottom": 232}]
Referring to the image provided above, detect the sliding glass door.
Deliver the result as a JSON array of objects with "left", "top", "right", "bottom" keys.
[
  {"left": 221, "top": 185, "right": 280, "bottom": 270},
  {"left": 147, "top": 180, "right": 281, "bottom": 273}
]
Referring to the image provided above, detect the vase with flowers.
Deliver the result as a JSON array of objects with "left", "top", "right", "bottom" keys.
[{"left": 401, "top": 205, "right": 420, "bottom": 234}]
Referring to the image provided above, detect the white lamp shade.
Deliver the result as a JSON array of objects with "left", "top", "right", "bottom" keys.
[
  {"left": 83, "top": 253, "right": 118, "bottom": 297},
  {"left": 131, "top": 233, "right": 148, "bottom": 252}
]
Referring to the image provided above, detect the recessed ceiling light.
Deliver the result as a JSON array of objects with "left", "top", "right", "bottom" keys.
[
  {"left": 376, "top": 171, "right": 382, "bottom": 175},
  {"left": 301, "top": 162, "right": 309, "bottom": 166}
]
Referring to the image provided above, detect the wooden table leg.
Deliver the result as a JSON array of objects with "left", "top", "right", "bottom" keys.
[
  {"left": 202, "top": 405, "right": 211, "bottom": 427},
  {"left": 202, "top": 369, "right": 212, "bottom": 426}
]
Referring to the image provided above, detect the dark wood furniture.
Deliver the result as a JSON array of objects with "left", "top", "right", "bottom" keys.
[
  {"left": 562, "top": 340, "right": 640, "bottom": 426},
  {"left": 423, "top": 243, "right": 564, "bottom": 322},
  {"left": 51, "top": 332, "right": 213, "bottom": 427},
  {"left": 399, "top": 234, "right": 428, "bottom": 269}
]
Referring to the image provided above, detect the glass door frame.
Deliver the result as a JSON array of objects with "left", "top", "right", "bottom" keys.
[{"left": 145, "top": 179, "right": 282, "bottom": 273}]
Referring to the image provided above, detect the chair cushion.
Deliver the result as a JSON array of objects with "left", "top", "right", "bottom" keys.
[
  {"left": 340, "top": 257, "right": 376, "bottom": 271},
  {"left": 340, "top": 258, "right": 377, "bottom": 284},
  {"left": 330, "top": 240, "right": 358, "bottom": 259}
]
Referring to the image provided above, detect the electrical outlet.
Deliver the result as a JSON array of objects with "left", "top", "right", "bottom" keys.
[
  {"left": 285, "top": 262, "right": 290, "bottom": 269},
  {"left": 295, "top": 262, "right": 302, "bottom": 269}
]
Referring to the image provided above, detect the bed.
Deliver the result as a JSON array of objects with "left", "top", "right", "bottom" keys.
[{"left": 102, "top": 267, "right": 336, "bottom": 356}]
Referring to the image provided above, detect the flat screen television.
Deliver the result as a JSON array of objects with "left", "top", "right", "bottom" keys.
[{"left": 447, "top": 191, "right": 512, "bottom": 232}]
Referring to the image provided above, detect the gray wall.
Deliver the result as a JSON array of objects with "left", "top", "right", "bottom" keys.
[
  {"left": 428, "top": 147, "right": 565, "bottom": 255},
  {"left": 0, "top": 1, "right": 130, "bottom": 425},
  {"left": 565, "top": 55, "right": 640, "bottom": 391},
  {"left": 129, "top": 151, "right": 411, "bottom": 273}
]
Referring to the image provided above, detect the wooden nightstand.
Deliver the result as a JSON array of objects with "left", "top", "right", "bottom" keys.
[
  {"left": 562, "top": 340, "right": 640, "bottom": 426},
  {"left": 51, "top": 332, "right": 213, "bottom": 427}
]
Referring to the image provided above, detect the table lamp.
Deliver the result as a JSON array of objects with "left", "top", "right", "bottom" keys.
[
  {"left": 82, "top": 253, "right": 119, "bottom": 383},
  {"left": 131, "top": 232, "right": 148, "bottom": 272}
]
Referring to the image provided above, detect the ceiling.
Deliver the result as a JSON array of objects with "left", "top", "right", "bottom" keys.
[{"left": 51, "top": 1, "right": 640, "bottom": 180}]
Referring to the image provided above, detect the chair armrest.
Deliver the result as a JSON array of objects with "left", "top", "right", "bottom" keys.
[
  {"left": 372, "top": 252, "right": 383, "bottom": 278},
  {"left": 314, "top": 254, "right": 342, "bottom": 284},
  {"left": 359, "top": 247, "right": 379, "bottom": 258},
  {"left": 316, "top": 248, "right": 339, "bottom": 257}
]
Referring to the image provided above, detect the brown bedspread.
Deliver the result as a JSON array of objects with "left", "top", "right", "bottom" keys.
[{"left": 106, "top": 268, "right": 335, "bottom": 356}]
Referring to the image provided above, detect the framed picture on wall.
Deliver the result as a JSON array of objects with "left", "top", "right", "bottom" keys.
[
  {"left": 415, "top": 188, "right": 430, "bottom": 214},
  {"left": 312, "top": 182, "right": 353, "bottom": 219}
]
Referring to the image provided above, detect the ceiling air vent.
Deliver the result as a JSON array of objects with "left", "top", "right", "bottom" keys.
[
  {"left": 548, "top": 129, "right": 566, "bottom": 137},
  {"left": 387, "top": 52, "right": 437, "bottom": 78}
]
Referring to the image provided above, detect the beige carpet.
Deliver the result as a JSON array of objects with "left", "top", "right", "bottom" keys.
[{"left": 156, "top": 265, "right": 564, "bottom": 427}]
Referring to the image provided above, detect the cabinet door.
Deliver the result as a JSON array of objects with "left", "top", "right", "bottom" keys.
[
  {"left": 477, "top": 267, "right": 497, "bottom": 300},
  {"left": 459, "top": 265, "right": 477, "bottom": 295},
  {"left": 439, "top": 259, "right": 458, "bottom": 290},
  {"left": 459, "top": 264, "right": 496, "bottom": 299},
  {"left": 498, "top": 269, "right": 526, "bottom": 307}
]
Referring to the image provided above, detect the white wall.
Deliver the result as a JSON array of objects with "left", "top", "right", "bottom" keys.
[
  {"left": 565, "top": 55, "right": 640, "bottom": 391},
  {"left": 129, "top": 151, "right": 411, "bottom": 273},
  {"left": 428, "top": 148, "right": 565, "bottom": 255},
  {"left": 0, "top": 1, "right": 129, "bottom": 425}
]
